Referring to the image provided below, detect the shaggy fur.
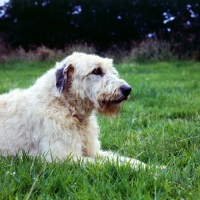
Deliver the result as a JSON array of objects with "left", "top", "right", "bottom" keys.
[{"left": 0, "top": 52, "right": 146, "bottom": 168}]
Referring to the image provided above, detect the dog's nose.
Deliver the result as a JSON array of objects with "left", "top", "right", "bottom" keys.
[{"left": 120, "top": 85, "right": 132, "bottom": 96}]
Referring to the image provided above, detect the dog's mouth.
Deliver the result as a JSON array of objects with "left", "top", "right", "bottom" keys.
[
  {"left": 101, "top": 96, "right": 128, "bottom": 105},
  {"left": 97, "top": 95, "right": 130, "bottom": 117}
]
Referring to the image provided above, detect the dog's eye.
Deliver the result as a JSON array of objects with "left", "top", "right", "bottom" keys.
[{"left": 91, "top": 68, "right": 103, "bottom": 76}]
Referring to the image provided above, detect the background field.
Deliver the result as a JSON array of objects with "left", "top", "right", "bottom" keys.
[{"left": 0, "top": 60, "right": 200, "bottom": 199}]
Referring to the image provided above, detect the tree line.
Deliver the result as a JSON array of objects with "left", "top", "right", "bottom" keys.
[{"left": 0, "top": 0, "right": 200, "bottom": 59}]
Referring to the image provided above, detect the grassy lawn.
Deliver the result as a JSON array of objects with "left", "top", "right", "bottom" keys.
[{"left": 0, "top": 60, "right": 200, "bottom": 199}]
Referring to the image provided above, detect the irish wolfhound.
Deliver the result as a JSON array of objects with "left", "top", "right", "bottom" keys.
[{"left": 0, "top": 52, "right": 146, "bottom": 168}]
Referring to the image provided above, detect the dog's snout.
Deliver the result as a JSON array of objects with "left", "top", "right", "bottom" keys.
[{"left": 120, "top": 85, "right": 132, "bottom": 96}]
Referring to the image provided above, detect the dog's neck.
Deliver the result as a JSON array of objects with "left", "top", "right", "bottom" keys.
[{"left": 61, "top": 94, "right": 95, "bottom": 121}]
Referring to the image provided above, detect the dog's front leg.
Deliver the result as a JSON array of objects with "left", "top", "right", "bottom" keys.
[
  {"left": 39, "top": 137, "right": 84, "bottom": 162},
  {"left": 96, "top": 150, "right": 146, "bottom": 169}
]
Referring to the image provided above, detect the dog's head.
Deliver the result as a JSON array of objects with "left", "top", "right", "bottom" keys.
[{"left": 55, "top": 52, "right": 131, "bottom": 117}]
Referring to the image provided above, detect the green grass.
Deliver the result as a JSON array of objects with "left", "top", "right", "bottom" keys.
[{"left": 0, "top": 60, "right": 200, "bottom": 199}]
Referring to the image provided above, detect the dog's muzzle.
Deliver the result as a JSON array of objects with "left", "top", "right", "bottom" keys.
[{"left": 101, "top": 85, "right": 132, "bottom": 105}]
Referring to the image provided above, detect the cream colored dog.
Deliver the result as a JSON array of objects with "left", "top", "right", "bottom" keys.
[{"left": 0, "top": 52, "right": 146, "bottom": 168}]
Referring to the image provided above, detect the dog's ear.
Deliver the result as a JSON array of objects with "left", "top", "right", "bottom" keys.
[{"left": 56, "top": 64, "right": 74, "bottom": 93}]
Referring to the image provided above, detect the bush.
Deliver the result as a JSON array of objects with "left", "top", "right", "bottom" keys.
[
  {"left": 0, "top": 39, "right": 178, "bottom": 63},
  {"left": 0, "top": 43, "right": 97, "bottom": 62},
  {"left": 125, "top": 39, "right": 177, "bottom": 63}
]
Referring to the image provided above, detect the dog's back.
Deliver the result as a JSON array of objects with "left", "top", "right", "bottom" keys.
[{"left": 0, "top": 89, "right": 33, "bottom": 155}]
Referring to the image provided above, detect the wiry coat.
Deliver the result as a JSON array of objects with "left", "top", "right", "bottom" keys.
[{"left": 0, "top": 52, "right": 146, "bottom": 168}]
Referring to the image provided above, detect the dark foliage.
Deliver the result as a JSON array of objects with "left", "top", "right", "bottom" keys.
[{"left": 0, "top": 0, "right": 200, "bottom": 58}]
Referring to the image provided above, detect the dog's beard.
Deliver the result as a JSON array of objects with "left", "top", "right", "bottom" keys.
[
  {"left": 97, "top": 105, "right": 121, "bottom": 118},
  {"left": 97, "top": 98, "right": 125, "bottom": 117}
]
